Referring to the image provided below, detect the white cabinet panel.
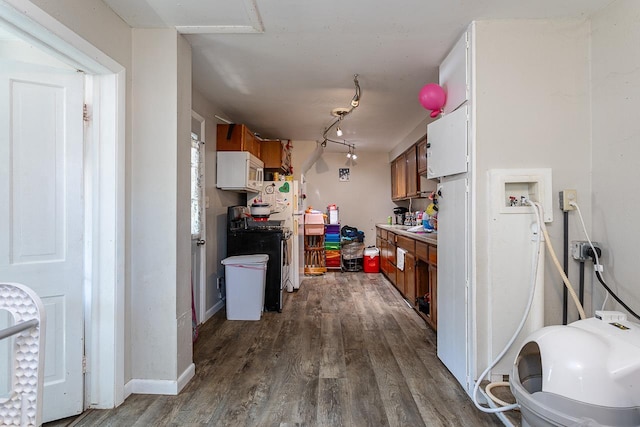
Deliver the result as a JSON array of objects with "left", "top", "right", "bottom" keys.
[
  {"left": 436, "top": 176, "right": 469, "bottom": 390},
  {"left": 426, "top": 105, "right": 468, "bottom": 179},
  {"left": 440, "top": 31, "right": 469, "bottom": 114}
]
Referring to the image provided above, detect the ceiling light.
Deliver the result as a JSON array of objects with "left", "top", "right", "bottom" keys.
[
  {"left": 352, "top": 152, "right": 357, "bottom": 160},
  {"left": 351, "top": 74, "right": 361, "bottom": 107},
  {"left": 336, "top": 126, "right": 343, "bottom": 137},
  {"left": 346, "top": 152, "right": 351, "bottom": 158}
]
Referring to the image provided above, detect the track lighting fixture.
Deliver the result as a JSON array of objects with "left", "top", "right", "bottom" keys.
[{"left": 321, "top": 74, "right": 362, "bottom": 157}]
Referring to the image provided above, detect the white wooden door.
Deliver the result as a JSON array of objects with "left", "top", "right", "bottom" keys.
[{"left": 0, "top": 60, "right": 85, "bottom": 422}]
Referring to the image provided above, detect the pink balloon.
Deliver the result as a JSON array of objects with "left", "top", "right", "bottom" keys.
[{"left": 419, "top": 83, "right": 446, "bottom": 116}]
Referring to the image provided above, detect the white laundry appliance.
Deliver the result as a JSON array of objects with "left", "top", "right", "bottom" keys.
[{"left": 249, "top": 180, "right": 304, "bottom": 291}]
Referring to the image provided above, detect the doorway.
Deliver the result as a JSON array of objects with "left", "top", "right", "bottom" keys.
[
  {"left": 0, "top": 1, "right": 125, "bottom": 422},
  {"left": 191, "top": 112, "right": 206, "bottom": 333}
]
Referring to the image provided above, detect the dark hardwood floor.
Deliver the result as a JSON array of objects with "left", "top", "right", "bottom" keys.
[{"left": 46, "top": 272, "right": 506, "bottom": 426}]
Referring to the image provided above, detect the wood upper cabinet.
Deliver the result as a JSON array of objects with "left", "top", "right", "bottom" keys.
[
  {"left": 391, "top": 158, "right": 399, "bottom": 200},
  {"left": 405, "top": 145, "right": 418, "bottom": 198},
  {"left": 417, "top": 137, "right": 427, "bottom": 175},
  {"left": 216, "top": 124, "right": 261, "bottom": 159},
  {"left": 392, "top": 155, "right": 407, "bottom": 201},
  {"left": 391, "top": 138, "right": 423, "bottom": 201},
  {"left": 260, "top": 139, "right": 291, "bottom": 173}
]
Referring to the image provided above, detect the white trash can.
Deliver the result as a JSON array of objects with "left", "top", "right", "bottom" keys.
[{"left": 221, "top": 254, "right": 269, "bottom": 320}]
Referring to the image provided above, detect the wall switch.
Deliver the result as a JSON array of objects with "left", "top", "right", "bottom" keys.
[{"left": 559, "top": 189, "right": 577, "bottom": 211}]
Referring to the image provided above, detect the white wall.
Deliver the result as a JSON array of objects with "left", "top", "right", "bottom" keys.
[
  {"left": 292, "top": 141, "right": 396, "bottom": 247},
  {"left": 176, "top": 33, "right": 193, "bottom": 382},
  {"left": 472, "top": 20, "right": 592, "bottom": 375},
  {"left": 590, "top": 1, "right": 640, "bottom": 319},
  {"left": 191, "top": 90, "right": 244, "bottom": 319},
  {"left": 131, "top": 28, "right": 193, "bottom": 384}
]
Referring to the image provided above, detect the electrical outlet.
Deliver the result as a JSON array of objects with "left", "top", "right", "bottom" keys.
[
  {"left": 559, "top": 189, "right": 577, "bottom": 211},
  {"left": 571, "top": 240, "right": 600, "bottom": 261}
]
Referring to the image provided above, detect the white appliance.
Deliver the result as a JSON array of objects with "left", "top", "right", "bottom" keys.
[
  {"left": 511, "top": 315, "right": 640, "bottom": 426},
  {"left": 216, "top": 151, "right": 264, "bottom": 193},
  {"left": 248, "top": 180, "right": 304, "bottom": 291}
]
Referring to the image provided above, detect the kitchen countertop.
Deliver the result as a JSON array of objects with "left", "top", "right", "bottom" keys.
[{"left": 376, "top": 224, "right": 437, "bottom": 245}]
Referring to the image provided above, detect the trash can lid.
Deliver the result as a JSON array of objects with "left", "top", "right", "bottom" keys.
[
  {"left": 221, "top": 254, "right": 269, "bottom": 265},
  {"left": 364, "top": 247, "right": 380, "bottom": 256}
]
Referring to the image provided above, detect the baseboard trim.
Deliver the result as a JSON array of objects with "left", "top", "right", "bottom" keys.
[
  {"left": 204, "top": 299, "right": 225, "bottom": 322},
  {"left": 124, "top": 363, "right": 195, "bottom": 396}
]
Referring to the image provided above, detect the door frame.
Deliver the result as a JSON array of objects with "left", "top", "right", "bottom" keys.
[
  {"left": 191, "top": 110, "right": 207, "bottom": 324},
  {"left": 0, "top": 0, "right": 126, "bottom": 410}
]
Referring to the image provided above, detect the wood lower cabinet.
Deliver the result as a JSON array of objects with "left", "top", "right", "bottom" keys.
[
  {"left": 396, "top": 235, "right": 415, "bottom": 302},
  {"left": 416, "top": 241, "right": 437, "bottom": 330},
  {"left": 377, "top": 227, "right": 436, "bottom": 330}
]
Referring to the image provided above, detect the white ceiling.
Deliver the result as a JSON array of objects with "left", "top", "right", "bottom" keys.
[{"left": 102, "top": 0, "right": 613, "bottom": 152}]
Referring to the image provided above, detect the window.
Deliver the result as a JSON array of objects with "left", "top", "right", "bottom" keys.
[{"left": 190, "top": 132, "right": 203, "bottom": 239}]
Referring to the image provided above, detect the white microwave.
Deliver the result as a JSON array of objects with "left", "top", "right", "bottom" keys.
[{"left": 216, "top": 151, "right": 264, "bottom": 193}]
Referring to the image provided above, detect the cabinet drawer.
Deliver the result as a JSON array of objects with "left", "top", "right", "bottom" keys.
[
  {"left": 416, "top": 241, "right": 428, "bottom": 261},
  {"left": 428, "top": 245, "right": 437, "bottom": 264},
  {"left": 396, "top": 235, "right": 415, "bottom": 253},
  {"left": 379, "top": 229, "right": 388, "bottom": 240}
]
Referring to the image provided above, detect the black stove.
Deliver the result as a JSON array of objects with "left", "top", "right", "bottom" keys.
[{"left": 226, "top": 206, "right": 291, "bottom": 312}]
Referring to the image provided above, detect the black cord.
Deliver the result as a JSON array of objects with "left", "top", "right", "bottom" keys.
[
  {"left": 594, "top": 270, "right": 640, "bottom": 322},
  {"left": 579, "top": 261, "right": 585, "bottom": 306}
]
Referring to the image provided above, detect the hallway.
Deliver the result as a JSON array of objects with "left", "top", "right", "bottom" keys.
[{"left": 46, "top": 272, "right": 503, "bottom": 426}]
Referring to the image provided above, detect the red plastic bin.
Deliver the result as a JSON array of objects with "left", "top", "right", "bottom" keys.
[{"left": 363, "top": 247, "right": 380, "bottom": 273}]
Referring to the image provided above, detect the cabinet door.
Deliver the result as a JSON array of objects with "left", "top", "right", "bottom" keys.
[
  {"left": 243, "top": 127, "right": 261, "bottom": 158},
  {"left": 396, "top": 260, "right": 405, "bottom": 294},
  {"left": 417, "top": 138, "right": 427, "bottom": 174},
  {"left": 429, "top": 264, "right": 437, "bottom": 330},
  {"left": 426, "top": 105, "right": 468, "bottom": 179},
  {"left": 395, "top": 156, "right": 407, "bottom": 199},
  {"left": 406, "top": 146, "right": 418, "bottom": 197},
  {"left": 440, "top": 31, "right": 469, "bottom": 115},
  {"left": 260, "top": 140, "right": 284, "bottom": 170},
  {"left": 216, "top": 123, "right": 243, "bottom": 151},
  {"left": 437, "top": 176, "right": 468, "bottom": 388},
  {"left": 390, "top": 160, "right": 398, "bottom": 200},
  {"left": 404, "top": 252, "right": 416, "bottom": 304}
]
